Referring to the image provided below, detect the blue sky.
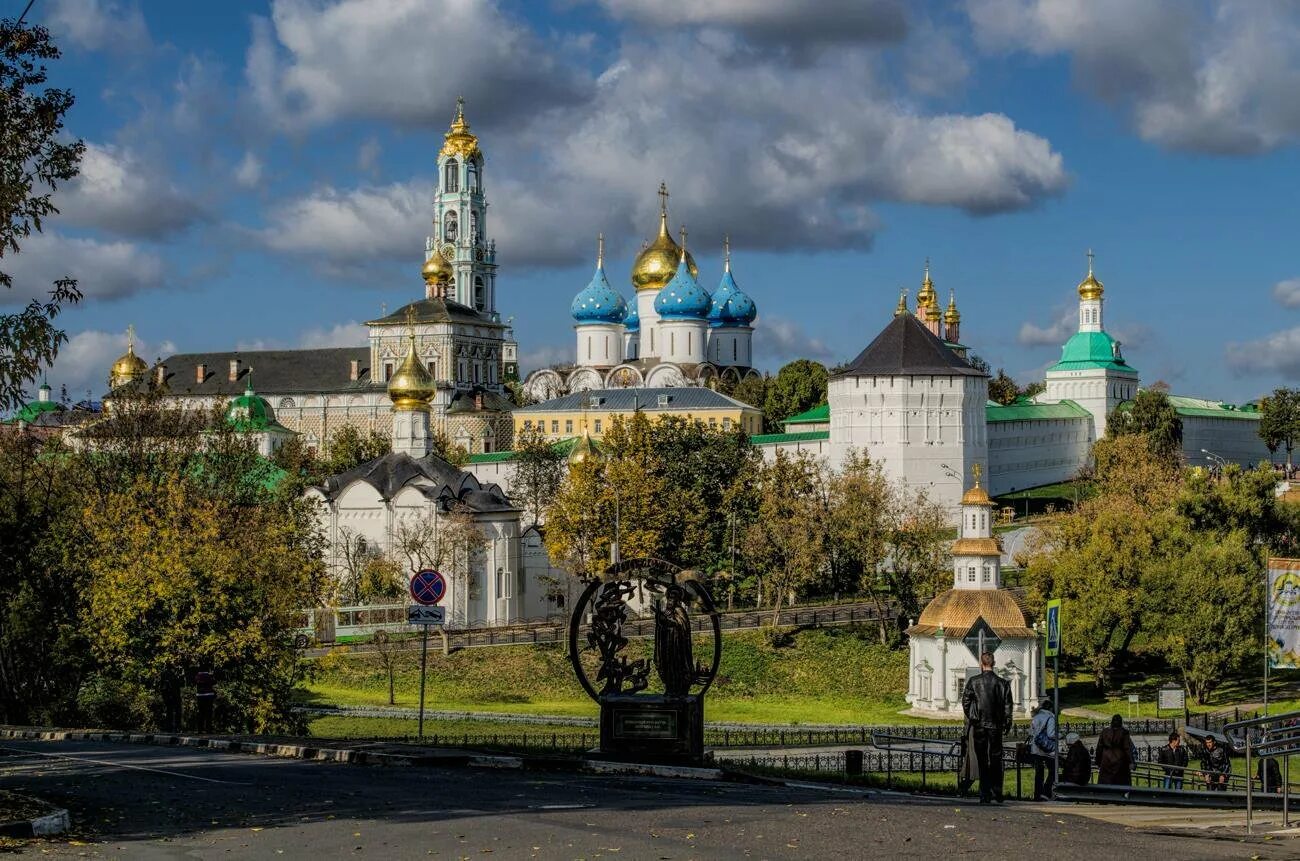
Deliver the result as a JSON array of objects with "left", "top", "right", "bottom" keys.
[{"left": 9, "top": 0, "right": 1300, "bottom": 404}]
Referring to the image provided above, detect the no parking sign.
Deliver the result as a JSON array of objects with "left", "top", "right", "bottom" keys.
[{"left": 410, "top": 569, "right": 446, "bottom": 606}]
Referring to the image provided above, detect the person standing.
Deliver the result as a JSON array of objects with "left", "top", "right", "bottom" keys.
[
  {"left": 1201, "top": 736, "right": 1231, "bottom": 791},
  {"left": 1028, "top": 700, "right": 1058, "bottom": 800},
  {"left": 961, "top": 651, "right": 1013, "bottom": 804},
  {"left": 1259, "top": 755, "right": 1283, "bottom": 793},
  {"left": 1156, "top": 732, "right": 1189, "bottom": 790},
  {"left": 1061, "top": 732, "right": 1091, "bottom": 785},
  {"left": 194, "top": 668, "right": 217, "bottom": 733},
  {"left": 1095, "top": 714, "right": 1135, "bottom": 786}
]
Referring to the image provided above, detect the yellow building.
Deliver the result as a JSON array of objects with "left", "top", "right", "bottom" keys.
[{"left": 513, "top": 387, "right": 763, "bottom": 441}]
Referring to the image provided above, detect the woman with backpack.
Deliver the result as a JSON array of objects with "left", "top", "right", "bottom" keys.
[{"left": 1028, "top": 700, "right": 1057, "bottom": 801}]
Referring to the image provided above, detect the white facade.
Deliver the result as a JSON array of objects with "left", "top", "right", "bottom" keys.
[{"left": 576, "top": 322, "right": 624, "bottom": 370}]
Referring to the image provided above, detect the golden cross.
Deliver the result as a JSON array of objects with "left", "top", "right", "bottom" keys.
[
  {"left": 405, "top": 305, "right": 417, "bottom": 341},
  {"left": 972, "top": 462, "right": 983, "bottom": 486},
  {"left": 126, "top": 323, "right": 135, "bottom": 352},
  {"left": 658, "top": 182, "right": 669, "bottom": 216}
]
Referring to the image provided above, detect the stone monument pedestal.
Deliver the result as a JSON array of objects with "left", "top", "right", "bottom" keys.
[{"left": 598, "top": 693, "right": 704, "bottom": 764}]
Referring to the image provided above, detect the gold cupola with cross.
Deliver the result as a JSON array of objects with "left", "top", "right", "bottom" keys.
[
  {"left": 109, "top": 324, "right": 148, "bottom": 389},
  {"left": 631, "top": 183, "right": 698, "bottom": 293}
]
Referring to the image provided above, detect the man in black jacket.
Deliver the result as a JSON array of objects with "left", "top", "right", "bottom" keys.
[{"left": 962, "top": 651, "right": 1014, "bottom": 803}]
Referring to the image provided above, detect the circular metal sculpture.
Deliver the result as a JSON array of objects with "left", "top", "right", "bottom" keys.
[{"left": 567, "top": 558, "right": 721, "bottom": 763}]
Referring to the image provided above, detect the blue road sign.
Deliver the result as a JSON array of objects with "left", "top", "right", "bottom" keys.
[
  {"left": 1046, "top": 598, "right": 1062, "bottom": 657},
  {"left": 410, "top": 569, "right": 446, "bottom": 606}
]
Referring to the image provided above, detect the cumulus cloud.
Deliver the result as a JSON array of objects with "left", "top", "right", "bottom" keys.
[
  {"left": 1018, "top": 308, "right": 1076, "bottom": 347},
  {"left": 245, "top": 0, "right": 590, "bottom": 130},
  {"left": 58, "top": 143, "right": 207, "bottom": 238},
  {"left": 234, "top": 152, "right": 264, "bottom": 189},
  {"left": 967, "top": 0, "right": 1300, "bottom": 155},
  {"left": 2, "top": 233, "right": 165, "bottom": 304},
  {"left": 43, "top": 329, "right": 176, "bottom": 401},
  {"left": 519, "top": 344, "right": 572, "bottom": 376},
  {"left": 595, "top": 0, "right": 907, "bottom": 52},
  {"left": 1226, "top": 326, "right": 1300, "bottom": 379},
  {"left": 299, "top": 321, "right": 366, "bottom": 348},
  {"left": 1274, "top": 278, "right": 1300, "bottom": 308},
  {"left": 257, "top": 181, "right": 427, "bottom": 270},
  {"left": 44, "top": 0, "right": 150, "bottom": 53},
  {"left": 754, "top": 316, "right": 835, "bottom": 364}
]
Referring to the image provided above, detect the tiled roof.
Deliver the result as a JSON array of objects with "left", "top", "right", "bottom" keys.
[
  {"left": 515, "top": 387, "right": 757, "bottom": 414},
  {"left": 985, "top": 400, "right": 1092, "bottom": 423},
  {"left": 835, "top": 313, "right": 985, "bottom": 378},
  {"left": 366, "top": 297, "right": 500, "bottom": 327},
  {"left": 466, "top": 437, "right": 578, "bottom": 464},
  {"left": 751, "top": 430, "right": 830, "bottom": 446},
  {"left": 1166, "top": 394, "right": 1261, "bottom": 421},
  {"left": 316, "top": 451, "right": 516, "bottom": 513},
  {"left": 122, "top": 347, "right": 373, "bottom": 399},
  {"left": 910, "top": 588, "right": 1034, "bottom": 638}
]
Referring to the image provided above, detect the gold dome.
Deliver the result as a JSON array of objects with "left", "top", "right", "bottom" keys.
[
  {"left": 916, "top": 259, "right": 936, "bottom": 309},
  {"left": 924, "top": 300, "right": 941, "bottom": 322},
  {"left": 568, "top": 428, "right": 602, "bottom": 466},
  {"left": 961, "top": 463, "right": 992, "bottom": 506},
  {"left": 440, "top": 97, "right": 481, "bottom": 161},
  {"left": 943, "top": 290, "right": 961, "bottom": 324},
  {"left": 631, "top": 184, "right": 697, "bottom": 292},
  {"left": 894, "top": 289, "right": 909, "bottom": 317},
  {"left": 422, "top": 251, "right": 451, "bottom": 285},
  {"left": 1078, "top": 249, "right": 1104, "bottom": 300},
  {"left": 912, "top": 589, "right": 1034, "bottom": 638},
  {"left": 110, "top": 324, "right": 147, "bottom": 387},
  {"left": 388, "top": 328, "right": 436, "bottom": 410}
]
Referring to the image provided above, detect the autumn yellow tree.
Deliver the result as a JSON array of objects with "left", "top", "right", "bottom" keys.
[{"left": 744, "top": 449, "right": 827, "bottom": 626}]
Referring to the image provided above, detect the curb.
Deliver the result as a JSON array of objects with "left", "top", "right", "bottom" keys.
[{"left": 0, "top": 802, "right": 69, "bottom": 839}]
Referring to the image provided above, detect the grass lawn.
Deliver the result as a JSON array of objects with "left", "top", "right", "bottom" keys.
[
  {"left": 308, "top": 714, "right": 599, "bottom": 741},
  {"left": 1050, "top": 665, "right": 1300, "bottom": 721}
]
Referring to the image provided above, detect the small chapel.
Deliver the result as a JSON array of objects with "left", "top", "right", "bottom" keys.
[{"left": 904, "top": 466, "right": 1044, "bottom": 718}]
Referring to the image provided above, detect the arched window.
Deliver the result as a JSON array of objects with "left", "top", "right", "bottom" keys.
[
  {"left": 470, "top": 211, "right": 479, "bottom": 242},
  {"left": 467, "top": 161, "right": 479, "bottom": 191},
  {"left": 443, "top": 158, "right": 459, "bottom": 192},
  {"left": 474, "top": 276, "right": 485, "bottom": 310},
  {"left": 443, "top": 210, "right": 458, "bottom": 242}
]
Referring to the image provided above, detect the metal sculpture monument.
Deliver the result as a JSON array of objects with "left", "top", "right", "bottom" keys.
[{"left": 567, "top": 558, "right": 721, "bottom": 763}]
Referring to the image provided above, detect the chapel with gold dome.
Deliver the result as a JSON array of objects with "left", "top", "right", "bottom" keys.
[{"left": 523, "top": 183, "right": 761, "bottom": 401}]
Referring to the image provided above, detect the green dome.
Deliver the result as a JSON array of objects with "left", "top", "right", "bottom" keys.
[
  {"left": 10, "top": 385, "right": 63, "bottom": 424},
  {"left": 1048, "top": 331, "right": 1138, "bottom": 373},
  {"left": 226, "top": 384, "right": 276, "bottom": 431}
]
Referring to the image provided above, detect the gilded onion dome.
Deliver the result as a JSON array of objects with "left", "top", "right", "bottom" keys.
[
  {"left": 388, "top": 325, "right": 436, "bottom": 410},
  {"left": 655, "top": 235, "right": 711, "bottom": 320},
  {"left": 632, "top": 183, "right": 697, "bottom": 292},
  {"left": 110, "top": 324, "right": 148, "bottom": 387},
  {"left": 916, "top": 259, "right": 937, "bottom": 311},
  {"left": 894, "top": 289, "right": 909, "bottom": 317},
  {"left": 1078, "top": 249, "right": 1104, "bottom": 300},
  {"left": 924, "top": 299, "right": 941, "bottom": 323},
  {"left": 568, "top": 427, "right": 602, "bottom": 465},
  {"left": 571, "top": 235, "right": 628, "bottom": 324},
  {"left": 440, "top": 97, "right": 481, "bottom": 161},
  {"left": 961, "top": 465, "right": 992, "bottom": 506},
  {"left": 422, "top": 250, "right": 451, "bottom": 286},
  {"left": 944, "top": 290, "right": 961, "bottom": 325}
]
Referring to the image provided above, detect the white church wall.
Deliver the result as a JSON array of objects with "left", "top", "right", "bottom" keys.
[
  {"left": 907, "top": 635, "right": 1040, "bottom": 717},
  {"left": 757, "top": 438, "right": 831, "bottom": 463},
  {"left": 1181, "top": 416, "right": 1270, "bottom": 468},
  {"left": 987, "top": 417, "right": 1092, "bottom": 496}
]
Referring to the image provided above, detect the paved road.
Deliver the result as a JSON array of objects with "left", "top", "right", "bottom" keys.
[{"left": 0, "top": 738, "right": 1289, "bottom": 859}]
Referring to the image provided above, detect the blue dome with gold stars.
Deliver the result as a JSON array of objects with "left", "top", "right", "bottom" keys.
[
  {"left": 571, "top": 239, "right": 627, "bottom": 324},
  {"left": 624, "top": 299, "right": 639, "bottom": 333},
  {"left": 654, "top": 255, "right": 710, "bottom": 320},
  {"left": 708, "top": 267, "right": 757, "bottom": 328}
]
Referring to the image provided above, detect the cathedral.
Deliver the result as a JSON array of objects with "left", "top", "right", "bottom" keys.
[
  {"left": 522, "top": 184, "right": 762, "bottom": 401},
  {"left": 104, "top": 100, "right": 517, "bottom": 456}
]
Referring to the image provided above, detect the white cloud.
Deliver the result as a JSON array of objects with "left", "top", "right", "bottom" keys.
[
  {"left": 299, "top": 321, "right": 366, "bottom": 348},
  {"left": 43, "top": 329, "right": 176, "bottom": 401},
  {"left": 234, "top": 152, "right": 264, "bottom": 189},
  {"left": 58, "top": 143, "right": 206, "bottom": 238},
  {"left": 245, "top": 0, "right": 590, "bottom": 130},
  {"left": 1274, "top": 278, "right": 1300, "bottom": 308},
  {"left": 44, "top": 0, "right": 150, "bottom": 53},
  {"left": 519, "top": 344, "right": 571, "bottom": 375},
  {"left": 357, "top": 138, "right": 382, "bottom": 175},
  {"left": 754, "top": 316, "right": 835, "bottom": 364},
  {"left": 2, "top": 233, "right": 165, "bottom": 304},
  {"left": 596, "top": 0, "right": 907, "bottom": 52},
  {"left": 1227, "top": 326, "right": 1300, "bottom": 379},
  {"left": 967, "top": 0, "right": 1300, "bottom": 155},
  {"left": 1018, "top": 308, "right": 1075, "bottom": 347},
  {"left": 258, "top": 181, "right": 427, "bottom": 269}
]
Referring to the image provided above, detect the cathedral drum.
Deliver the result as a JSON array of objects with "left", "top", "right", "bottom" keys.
[{"left": 567, "top": 558, "right": 721, "bottom": 763}]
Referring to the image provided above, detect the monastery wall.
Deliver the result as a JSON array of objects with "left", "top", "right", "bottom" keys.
[{"left": 986, "top": 416, "right": 1092, "bottom": 496}]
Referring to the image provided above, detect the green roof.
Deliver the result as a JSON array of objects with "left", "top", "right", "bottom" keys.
[
  {"left": 11, "top": 396, "right": 63, "bottom": 424},
  {"left": 1166, "top": 394, "right": 1261, "bottom": 421},
  {"left": 751, "top": 430, "right": 830, "bottom": 446},
  {"left": 1048, "top": 331, "right": 1138, "bottom": 373},
  {"left": 781, "top": 402, "right": 829, "bottom": 425},
  {"left": 986, "top": 400, "right": 1092, "bottom": 422},
  {"left": 466, "top": 437, "right": 579, "bottom": 464},
  {"left": 225, "top": 385, "right": 292, "bottom": 433}
]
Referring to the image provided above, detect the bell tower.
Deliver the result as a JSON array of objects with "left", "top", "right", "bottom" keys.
[{"left": 429, "top": 98, "right": 498, "bottom": 316}]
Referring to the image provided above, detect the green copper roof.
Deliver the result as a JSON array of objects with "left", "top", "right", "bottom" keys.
[
  {"left": 466, "top": 437, "right": 579, "bottom": 464},
  {"left": 11, "top": 395, "right": 63, "bottom": 424},
  {"left": 781, "top": 402, "right": 829, "bottom": 425},
  {"left": 750, "top": 430, "right": 830, "bottom": 445},
  {"left": 1048, "top": 331, "right": 1138, "bottom": 373},
  {"left": 986, "top": 400, "right": 1091, "bottom": 423},
  {"left": 225, "top": 385, "right": 291, "bottom": 433},
  {"left": 1166, "top": 394, "right": 1261, "bottom": 421}
]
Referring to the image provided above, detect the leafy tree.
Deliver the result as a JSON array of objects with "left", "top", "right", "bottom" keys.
[
  {"left": 324, "top": 425, "right": 390, "bottom": 474},
  {"left": 1021, "top": 381, "right": 1046, "bottom": 400},
  {"left": 887, "top": 487, "right": 952, "bottom": 627},
  {"left": 370, "top": 631, "right": 408, "bottom": 706},
  {"left": 1106, "top": 388, "right": 1183, "bottom": 464},
  {"left": 511, "top": 426, "right": 564, "bottom": 526},
  {"left": 966, "top": 353, "right": 991, "bottom": 375},
  {"left": 744, "top": 450, "right": 826, "bottom": 626},
  {"left": 762, "top": 360, "right": 827, "bottom": 431},
  {"left": 0, "top": 18, "right": 84, "bottom": 412},
  {"left": 729, "top": 374, "right": 767, "bottom": 412},
  {"left": 827, "top": 450, "right": 897, "bottom": 642},
  {"left": 430, "top": 428, "right": 468, "bottom": 465},
  {"left": 987, "top": 369, "right": 1019, "bottom": 405},
  {"left": 1260, "top": 388, "right": 1300, "bottom": 468},
  {"left": 544, "top": 457, "right": 611, "bottom": 581},
  {"left": 359, "top": 554, "right": 405, "bottom": 603}
]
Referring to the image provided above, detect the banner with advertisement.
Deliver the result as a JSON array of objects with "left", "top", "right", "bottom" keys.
[{"left": 1268, "top": 558, "right": 1300, "bottom": 669}]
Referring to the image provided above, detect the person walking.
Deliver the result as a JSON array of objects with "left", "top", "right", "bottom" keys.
[
  {"left": 1095, "top": 714, "right": 1135, "bottom": 786},
  {"left": 1259, "top": 754, "right": 1283, "bottom": 793},
  {"left": 1061, "top": 732, "right": 1091, "bottom": 785},
  {"left": 1156, "top": 731, "right": 1189, "bottom": 790},
  {"left": 1028, "top": 700, "right": 1058, "bottom": 800},
  {"left": 1201, "top": 736, "right": 1231, "bottom": 791},
  {"left": 961, "top": 651, "right": 1013, "bottom": 804},
  {"left": 194, "top": 668, "right": 217, "bottom": 733}
]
